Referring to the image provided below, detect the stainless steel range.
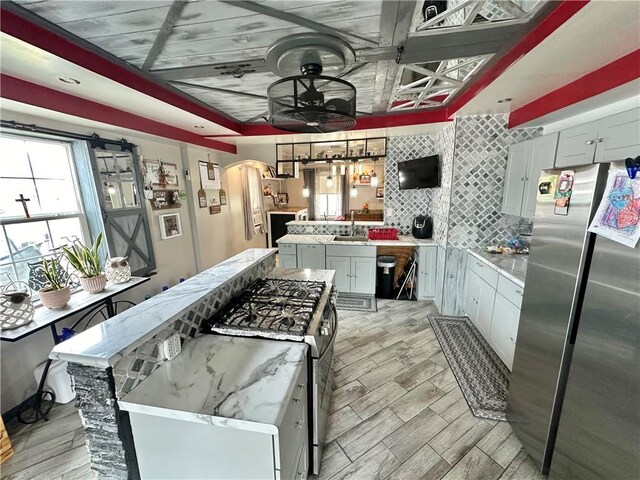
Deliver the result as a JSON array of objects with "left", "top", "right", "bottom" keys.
[{"left": 204, "top": 277, "right": 337, "bottom": 475}]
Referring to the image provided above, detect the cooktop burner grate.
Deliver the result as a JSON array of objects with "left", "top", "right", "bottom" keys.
[{"left": 206, "top": 278, "right": 326, "bottom": 337}]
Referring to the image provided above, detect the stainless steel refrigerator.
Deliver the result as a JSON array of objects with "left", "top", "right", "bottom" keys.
[{"left": 507, "top": 162, "right": 640, "bottom": 479}]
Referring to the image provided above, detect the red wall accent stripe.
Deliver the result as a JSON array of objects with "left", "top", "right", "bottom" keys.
[
  {"left": 0, "top": 74, "right": 237, "bottom": 154},
  {"left": 447, "top": 0, "right": 590, "bottom": 116},
  {"left": 0, "top": 7, "right": 241, "bottom": 133},
  {"left": 508, "top": 49, "right": 640, "bottom": 128}
]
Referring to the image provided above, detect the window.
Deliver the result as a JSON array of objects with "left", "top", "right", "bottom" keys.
[
  {"left": 315, "top": 170, "right": 343, "bottom": 219},
  {"left": 0, "top": 135, "right": 88, "bottom": 292}
]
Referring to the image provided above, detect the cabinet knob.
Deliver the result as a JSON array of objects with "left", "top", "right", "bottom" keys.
[
  {"left": 297, "top": 472, "right": 306, "bottom": 480},
  {"left": 509, "top": 337, "right": 514, "bottom": 342},
  {"left": 292, "top": 398, "right": 301, "bottom": 404},
  {"left": 476, "top": 262, "right": 483, "bottom": 268},
  {"left": 585, "top": 140, "right": 595, "bottom": 145},
  {"left": 597, "top": 138, "right": 604, "bottom": 143},
  {"left": 515, "top": 289, "right": 523, "bottom": 295},
  {"left": 296, "top": 420, "right": 305, "bottom": 429},
  {"left": 297, "top": 384, "right": 304, "bottom": 389},
  {"left": 520, "top": 177, "right": 525, "bottom": 181}
]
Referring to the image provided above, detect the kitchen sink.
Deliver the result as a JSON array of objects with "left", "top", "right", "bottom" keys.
[{"left": 332, "top": 236, "right": 369, "bottom": 242}]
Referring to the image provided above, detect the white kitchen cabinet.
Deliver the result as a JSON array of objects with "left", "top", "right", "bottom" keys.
[
  {"left": 556, "top": 108, "right": 640, "bottom": 167},
  {"left": 350, "top": 257, "right": 376, "bottom": 294},
  {"left": 417, "top": 246, "right": 437, "bottom": 299},
  {"left": 502, "top": 133, "right": 558, "bottom": 218},
  {"left": 296, "top": 244, "right": 325, "bottom": 269},
  {"left": 502, "top": 142, "right": 529, "bottom": 216},
  {"left": 490, "top": 293, "right": 520, "bottom": 370},
  {"left": 279, "top": 254, "right": 297, "bottom": 269},
  {"left": 476, "top": 279, "right": 496, "bottom": 341},
  {"left": 463, "top": 270, "right": 482, "bottom": 323},
  {"left": 326, "top": 256, "right": 350, "bottom": 292}
]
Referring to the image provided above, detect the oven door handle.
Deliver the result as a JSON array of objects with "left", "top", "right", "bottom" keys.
[{"left": 319, "top": 305, "right": 338, "bottom": 361}]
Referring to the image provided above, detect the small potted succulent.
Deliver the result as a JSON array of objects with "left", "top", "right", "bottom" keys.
[
  {"left": 38, "top": 258, "right": 71, "bottom": 309},
  {"left": 62, "top": 233, "right": 107, "bottom": 294}
]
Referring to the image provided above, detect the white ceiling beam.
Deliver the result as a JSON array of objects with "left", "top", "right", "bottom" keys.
[
  {"left": 142, "top": 1, "right": 188, "bottom": 72},
  {"left": 218, "top": 0, "right": 379, "bottom": 48}
]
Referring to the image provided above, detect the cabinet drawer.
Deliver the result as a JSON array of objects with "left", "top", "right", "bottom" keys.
[
  {"left": 467, "top": 256, "right": 499, "bottom": 288},
  {"left": 277, "top": 366, "right": 307, "bottom": 475},
  {"left": 497, "top": 275, "right": 524, "bottom": 308},
  {"left": 279, "top": 243, "right": 297, "bottom": 255},
  {"left": 326, "top": 244, "right": 376, "bottom": 257}
]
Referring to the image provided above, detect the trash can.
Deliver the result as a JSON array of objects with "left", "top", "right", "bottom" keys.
[
  {"left": 376, "top": 255, "right": 397, "bottom": 299},
  {"left": 34, "top": 360, "right": 75, "bottom": 404}
]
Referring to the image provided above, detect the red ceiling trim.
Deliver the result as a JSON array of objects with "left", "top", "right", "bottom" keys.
[
  {"left": 447, "top": 0, "right": 590, "bottom": 116},
  {"left": 240, "top": 109, "right": 452, "bottom": 136},
  {"left": 0, "top": 74, "right": 237, "bottom": 154},
  {"left": 508, "top": 49, "right": 640, "bottom": 128},
  {"left": 0, "top": 6, "right": 241, "bottom": 133}
]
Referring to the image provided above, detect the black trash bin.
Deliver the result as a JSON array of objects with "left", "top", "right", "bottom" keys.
[{"left": 376, "top": 255, "right": 397, "bottom": 299}]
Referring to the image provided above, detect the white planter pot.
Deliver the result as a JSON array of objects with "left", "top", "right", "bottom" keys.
[
  {"left": 80, "top": 274, "right": 107, "bottom": 294},
  {"left": 39, "top": 285, "right": 71, "bottom": 309}
]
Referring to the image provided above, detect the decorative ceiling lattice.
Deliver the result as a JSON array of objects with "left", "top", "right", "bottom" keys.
[{"left": 390, "top": 55, "right": 491, "bottom": 111}]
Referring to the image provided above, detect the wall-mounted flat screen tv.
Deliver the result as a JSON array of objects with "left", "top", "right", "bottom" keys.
[{"left": 398, "top": 155, "right": 440, "bottom": 189}]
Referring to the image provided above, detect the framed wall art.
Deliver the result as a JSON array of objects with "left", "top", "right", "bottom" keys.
[
  {"left": 150, "top": 190, "right": 181, "bottom": 210},
  {"left": 376, "top": 186, "right": 384, "bottom": 199},
  {"left": 159, "top": 213, "right": 182, "bottom": 239},
  {"left": 277, "top": 192, "right": 289, "bottom": 205},
  {"left": 199, "top": 161, "right": 221, "bottom": 190}
]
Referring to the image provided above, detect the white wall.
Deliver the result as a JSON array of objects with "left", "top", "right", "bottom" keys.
[{"left": 0, "top": 109, "right": 265, "bottom": 413}]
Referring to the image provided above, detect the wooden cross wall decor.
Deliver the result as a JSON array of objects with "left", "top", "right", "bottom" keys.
[{"left": 15, "top": 194, "right": 31, "bottom": 218}]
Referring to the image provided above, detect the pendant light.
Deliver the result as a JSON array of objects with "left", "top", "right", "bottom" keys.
[
  {"left": 331, "top": 164, "right": 337, "bottom": 176},
  {"left": 350, "top": 185, "right": 358, "bottom": 197},
  {"left": 302, "top": 185, "right": 310, "bottom": 198},
  {"left": 358, "top": 161, "right": 364, "bottom": 175},
  {"left": 340, "top": 163, "right": 346, "bottom": 175},
  {"left": 326, "top": 176, "right": 334, "bottom": 188},
  {"left": 371, "top": 159, "right": 379, "bottom": 187},
  {"left": 349, "top": 162, "right": 355, "bottom": 175}
]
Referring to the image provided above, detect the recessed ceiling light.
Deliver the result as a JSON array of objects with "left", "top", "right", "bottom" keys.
[
  {"left": 58, "top": 76, "right": 81, "bottom": 85},
  {"left": 194, "top": 125, "right": 205, "bottom": 129},
  {"left": 497, "top": 97, "right": 512, "bottom": 104}
]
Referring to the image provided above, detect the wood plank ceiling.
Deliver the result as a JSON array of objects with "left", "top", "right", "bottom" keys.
[{"left": 12, "top": 0, "right": 544, "bottom": 124}]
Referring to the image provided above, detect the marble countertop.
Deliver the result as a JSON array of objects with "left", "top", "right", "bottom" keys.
[
  {"left": 468, "top": 249, "right": 528, "bottom": 288},
  {"left": 286, "top": 220, "right": 385, "bottom": 226},
  {"left": 268, "top": 267, "right": 336, "bottom": 284},
  {"left": 119, "top": 335, "right": 308, "bottom": 435},
  {"left": 277, "top": 234, "right": 437, "bottom": 247},
  {"left": 50, "top": 248, "right": 277, "bottom": 368}
]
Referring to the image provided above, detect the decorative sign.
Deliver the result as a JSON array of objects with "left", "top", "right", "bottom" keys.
[
  {"left": 554, "top": 170, "right": 574, "bottom": 216},
  {"left": 209, "top": 205, "right": 222, "bottom": 215},
  {"left": 159, "top": 213, "right": 182, "bottom": 239},
  {"left": 199, "top": 161, "right": 221, "bottom": 190},
  {"left": 588, "top": 167, "right": 640, "bottom": 248},
  {"left": 537, "top": 174, "right": 558, "bottom": 203},
  {"left": 143, "top": 160, "right": 179, "bottom": 188},
  {"left": 277, "top": 192, "right": 289, "bottom": 205},
  {"left": 376, "top": 186, "right": 384, "bottom": 199},
  {"left": 197, "top": 189, "right": 207, "bottom": 208},
  {"left": 150, "top": 190, "right": 181, "bottom": 210},
  {"left": 219, "top": 188, "right": 227, "bottom": 205}
]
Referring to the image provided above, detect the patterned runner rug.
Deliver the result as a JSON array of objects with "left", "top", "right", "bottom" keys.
[
  {"left": 336, "top": 293, "right": 378, "bottom": 312},
  {"left": 428, "top": 315, "right": 510, "bottom": 421}
]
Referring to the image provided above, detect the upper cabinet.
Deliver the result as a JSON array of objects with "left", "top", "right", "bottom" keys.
[
  {"left": 502, "top": 133, "right": 558, "bottom": 218},
  {"left": 555, "top": 108, "right": 640, "bottom": 167}
]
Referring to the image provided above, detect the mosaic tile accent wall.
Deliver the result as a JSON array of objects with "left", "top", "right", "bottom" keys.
[
  {"left": 432, "top": 123, "right": 456, "bottom": 246},
  {"left": 287, "top": 224, "right": 353, "bottom": 235},
  {"left": 384, "top": 135, "right": 437, "bottom": 234},
  {"left": 111, "top": 254, "right": 276, "bottom": 397},
  {"left": 447, "top": 115, "right": 541, "bottom": 249}
]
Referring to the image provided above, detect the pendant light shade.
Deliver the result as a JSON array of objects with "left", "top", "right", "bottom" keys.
[
  {"left": 340, "top": 164, "right": 346, "bottom": 175},
  {"left": 326, "top": 176, "right": 334, "bottom": 188},
  {"left": 350, "top": 185, "right": 358, "bottom": 197},
  {"left": 349, "top": 163, "right": 355, "bottom": 175},
  {"left": 358, "top": 162, "right": 364, "bottom": 175},
  {"left": 302, "top": 186, "right": 310, "bottom": 198},
  {"left": 331, "top": 164, "right": 337, "bottom": 176},
  {"left": 371, "top": 172, "right": 379, "bottom": 187}
]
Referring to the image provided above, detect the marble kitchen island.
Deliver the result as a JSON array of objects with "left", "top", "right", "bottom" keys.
[{"left": 119, "top": 335, "right": 309, "bottom": 480}]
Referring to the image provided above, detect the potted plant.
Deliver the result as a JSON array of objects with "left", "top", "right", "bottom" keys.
[
  {"left": 38, "top": 258, "right": 71, "bottom": 309},
  {"left": 62, "top": 233, "right": 107, "bottom": 294}
]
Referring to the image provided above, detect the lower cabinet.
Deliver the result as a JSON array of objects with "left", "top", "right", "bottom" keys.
[
  {"left": 296, "top": 244, "right": 326, "bottom": 269},
  {"left": 463, "top": 257, "right": 523, "bottom": 371},
  {"left": 417, "top": 246, "right": 437, "bottom": 299},
  {"left": 326, "top": 254, "right": 376, "bottom": 295},
  {"left": 490, "top": 293, "right": 520, "bottom": 370},
  {"left": 279, "top": 254, "right": 297, "bottom": 268}
]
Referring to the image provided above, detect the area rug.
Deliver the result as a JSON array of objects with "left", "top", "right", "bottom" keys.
[
  {"left": 336, "top": 293, "right": 378, "bottom": 312},
  {"left": 428, "top": 315, "right": 510, "bottom": 421}
]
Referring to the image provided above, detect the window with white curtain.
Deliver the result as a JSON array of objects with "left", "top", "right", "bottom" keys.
[{"left": 314, "top": 169, "right": 343, "bottom": 219}]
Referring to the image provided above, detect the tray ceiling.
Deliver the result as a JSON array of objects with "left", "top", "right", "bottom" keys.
[{"left": 11, "top": 0, "right": 547, "bottom": 124}]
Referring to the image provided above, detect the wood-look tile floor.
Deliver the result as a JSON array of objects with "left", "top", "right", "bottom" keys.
[
  {"left": 2, "top": 401, "right": 94, "bottom": 480},
  {"left": 2, "top": 299, "right": 545, "bottom": 480},
  {"left": 314, "top": 299, "right": 546, "bottom": 480}
]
